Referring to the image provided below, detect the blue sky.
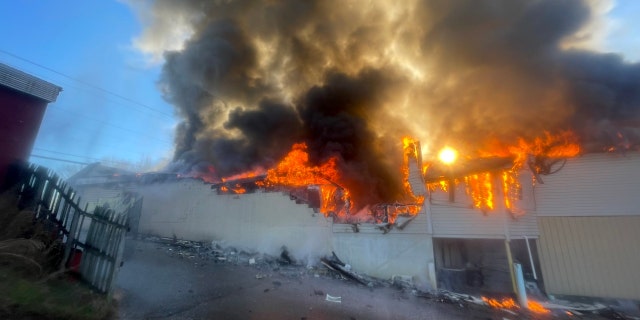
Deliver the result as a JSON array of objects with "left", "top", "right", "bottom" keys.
[
  {"left": 0, "top": 0, "right": 175, "bottom": 176},
  {"left": 0, "top": 0, "right": 637, "bottom": 177}
]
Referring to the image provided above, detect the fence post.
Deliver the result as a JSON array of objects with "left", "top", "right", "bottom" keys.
[{"left": 60, "top": 203, "right": 81, "bottom": 272}]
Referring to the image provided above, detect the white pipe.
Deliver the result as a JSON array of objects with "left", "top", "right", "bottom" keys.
[
  {"left": 524, "top": 236, "right": 538, "bottom": 280},
  {"left": 514, "top": 263, "right": 528, "bottom": 309}
]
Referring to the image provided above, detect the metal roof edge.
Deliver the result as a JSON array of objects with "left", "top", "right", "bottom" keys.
[{"left": 0, "top": 63, "right": 62, "bottom": 103}]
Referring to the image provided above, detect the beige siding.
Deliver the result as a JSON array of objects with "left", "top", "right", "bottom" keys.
[
  {"left": 538, "top": 216, "right": 640, "bottom": 300},
  {"left": 534, "top": 152, "right": 640, "bottom": 217},
  {"left": 430, "top": 170, "right": 539, "bottom": 238}
]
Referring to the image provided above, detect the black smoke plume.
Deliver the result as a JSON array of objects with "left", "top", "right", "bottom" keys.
[{"left": 130, "top": 0, "right": 640, "bottom": 206}]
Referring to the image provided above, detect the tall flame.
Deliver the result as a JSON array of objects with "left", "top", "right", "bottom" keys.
[
  {"left": 255, "top": 143, "right": 351, "bottom": 217},
  {"left": 402, "top": 137, "right": 425, "bottom": 205},
  {"left": 427, "top": 131, "right": 580, "bottom": 214},
  {"left": 464, "top": 173, "right": 494, "bottom": 212},
  {"left": 261, "top": 143, "right": 339, "bottom": 187}
]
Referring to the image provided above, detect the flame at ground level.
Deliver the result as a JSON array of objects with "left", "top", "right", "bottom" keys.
[{"left": 481, "top": 297, "right": 550, "bottom": 314}]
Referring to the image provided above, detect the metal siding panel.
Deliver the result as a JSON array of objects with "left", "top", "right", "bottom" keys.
[
  {"left": 538, "top": 216, "right": 640, "bottom": 300},
  {"left": 0, "top": 63, "right": 61, "bottom": 102},
  {"left": 573, "top": 218, "right": 592, "bottom": 296},
  {"left": 570, "top": 218, "right": 591, "bottom": 295},
  {"left": 535, "top": 153, "right": 640, "bottom": 217},
  {"left": 537, "top": 218, "right": 557, "bottom": 292}
]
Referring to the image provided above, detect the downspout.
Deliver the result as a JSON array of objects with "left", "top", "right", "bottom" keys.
[
  {"left": 524, "top": 235, "right": 538, "bottom": 280},
  {"left": 500, "top": 172, "right": 517, "bottom": 294},
  {"left": 504, "top": 239, "right": 517, "bottom": 294}
]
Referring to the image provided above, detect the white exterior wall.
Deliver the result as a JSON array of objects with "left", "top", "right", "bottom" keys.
[
  {"left": 135, "top": 180, "right": 332, "bottom": 260},
  {"left": 133, "top": 179, "right": 436, "bottom": 289},
  {"left": 75, "top": 186, "right": 123, "bottom": 211},
  {"left": 331, "top": 213, "right": 435, "bottom": 289},
  {"left": 429, "top": 170, "right": 539, "bottom": 239}
]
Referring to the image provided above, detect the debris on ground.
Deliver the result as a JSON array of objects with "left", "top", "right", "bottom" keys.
[
  {"left": 320, "top": 251, "right": 377, "bottom": 287},
  {"left": 326, "top": 294, "right": 342, "bottom": 303},
  {"left": 278, "top": 246, "right": 293, "bottom": 265},
  {"left": 139, "top": 235, "right": 638, "bottom": 320}
]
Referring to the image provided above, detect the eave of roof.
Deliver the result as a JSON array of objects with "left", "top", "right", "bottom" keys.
[{"left": 0, "top": 63, "right": 62, "bottom": 103}]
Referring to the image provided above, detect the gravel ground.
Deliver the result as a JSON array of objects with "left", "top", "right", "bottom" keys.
[{"left": 113, "top": 238, "right": 620, "bottom": 320}]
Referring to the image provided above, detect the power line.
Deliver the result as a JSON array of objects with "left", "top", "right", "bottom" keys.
[
  {"left": 46, "top": 106, "right": 173, "bottom": 145},
  {"left": 0, "top": 48, "right": 174, "bottom": 119},
  {"left": 34, "top": 148, "right": 110, "bottom": 163},
  {"left": 31, "top": 154, "right": 90, "bottom": 165},
  {"left": 32, "top": 147, "right": 160, "bottom": 167}
]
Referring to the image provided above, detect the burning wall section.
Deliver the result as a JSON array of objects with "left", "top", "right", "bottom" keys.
[
  {"left": 426, "top": 169, "right": 539, "bottom": 239},
  {"left": 202, "top": 139, "right": 426, "bottom": 225},
  {"left": 132, "top": 140, "right": 436, "bottom": 287}
]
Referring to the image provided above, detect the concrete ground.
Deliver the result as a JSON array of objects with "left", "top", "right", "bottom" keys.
[
  {"left": 115, "top": 238, "right": 485, "bottom": 320},
  {"left": 114, "top": 238, "right": 610, "bottom": 320}
]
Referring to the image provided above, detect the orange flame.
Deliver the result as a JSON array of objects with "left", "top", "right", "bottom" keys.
[
  {"left": 481, "top": 297, "right": 550, "bottom": 314},
  {"left": 402, "top": 137, "right": 426, "bottom": 205},
  {"left": 479, "top": 131, "right": 580, "bottom": 168},
  {"left": 231, "top": 184, "right": 246, "bottom": 194},
  {"left": 261, "top": 143, "right": 340, "bottom": 187},
  {"left": 221, "top": 170, "right": 263, "bottom": 182},
  {"left": 464, "top": 173, "right": 494, "bottom": 212},
  {"left": 427, "top": 131, "right": 580, "bottom": 214},
  {"left": 528, "top": 300, "right": 551, "bottom": 314},
  {"left": 256, "top": 143, "right": 351, "bottom": 217},
  {"left": 502, "top": 170, "right": 523, "bottom": 216},
  {"left": 212, "top": 139, "right": 428, "bottom": 222},
  {"left": 428, "top": 180, "right": 449, "bottom": 192},
  {"left": 482, "top": 297, "right": 518, "bottom": 309},
  {"left": 386, "top": 203, "right": 422, "bottom": 223}
]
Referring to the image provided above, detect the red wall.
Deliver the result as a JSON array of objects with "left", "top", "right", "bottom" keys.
[{"left": 0, "top": 86, "right": 48, "bottom": 187}]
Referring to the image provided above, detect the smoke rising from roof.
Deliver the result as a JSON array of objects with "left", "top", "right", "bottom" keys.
[{"left": 129, "top": 0, "right": 640, "bottom": 205}]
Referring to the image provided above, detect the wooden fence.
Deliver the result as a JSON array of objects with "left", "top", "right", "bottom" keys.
[{"left": 18, "top": 164, "right": 130, "bottom": 295}]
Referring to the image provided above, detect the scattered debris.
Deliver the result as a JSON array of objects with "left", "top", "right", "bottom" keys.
[
  {"left": 326, "top": 294, "right": 342, "bottom": 303},
  {"left": 394, "top": 215, "right": 416, "bottom": 230},
  {"left": 279, "top": 246, "right": 293, "bottom": 265},
  {"left": 391, "top": 275, "right": 414, "bottom": 289},
  {"left": 331, "top": 251, "right": 345, "bottom": 266},
  {"left": 139, "top": 235, "right": 638, "bottom": 319},
  {"left": 320, "top": 256, "right": 368, "bottom": 286}
]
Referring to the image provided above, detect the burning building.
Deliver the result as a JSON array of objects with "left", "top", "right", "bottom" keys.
[{"left": 121, "top": 0, "right": 640, "bottom": 306}]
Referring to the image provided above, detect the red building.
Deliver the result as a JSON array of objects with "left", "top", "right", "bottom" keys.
[{"left": 0, "top": 63, "right": 62, "bottom": 189}]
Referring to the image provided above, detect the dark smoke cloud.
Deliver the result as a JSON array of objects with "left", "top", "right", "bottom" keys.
[
  {"left": 129, "top": 0, "right": 640, "bottom": 205},
  {"left": 298, "top": 69, "right": 408, "bottom": 204}
]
